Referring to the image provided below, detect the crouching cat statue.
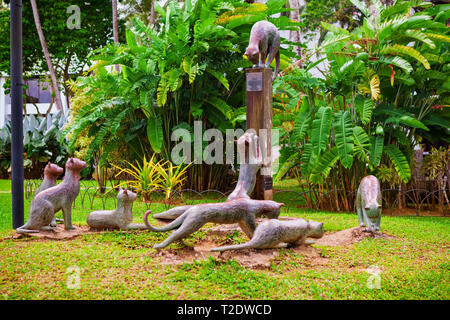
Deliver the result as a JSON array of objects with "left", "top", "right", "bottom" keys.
[
  {"left": 356, "top": 175, "right": 382, "bottom": 233},
  {"left": 87, "top": 189, "right": 147, "bottom": 230},
  {"left": 244, "top": 20, "right": 280, "bottom": 81},
  {"left": 16, "top": 158, "right": 86, "bottom": 233},
  {"left": 211, "top": 219, "right": 324, "bottom": 252}
]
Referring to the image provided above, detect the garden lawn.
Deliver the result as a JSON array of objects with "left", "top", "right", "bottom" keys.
[{"left": 0, "top": 180, "right": 448, "bottom": 299}]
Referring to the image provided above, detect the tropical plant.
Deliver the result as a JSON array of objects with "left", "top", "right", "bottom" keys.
[
  {"left": 423, "top": 146, "right": 450, "bottom": 212},
  {"left": 0, "top": 113, "right": 70, "bottom": 178},
  {"left": 111, "top": 155, "right": 162, "bottom": 201},
  {"left": 154, "top": 160, "right": 193, "bottom": 200},
  {"left": 274, "top": 0, "right": 450, "bottom": 210},
  {"left": 66, "top": 0, "right": 301, "bottom": 191}
]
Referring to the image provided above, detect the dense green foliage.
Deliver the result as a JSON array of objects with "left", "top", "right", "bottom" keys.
[
  {"left": 0, "top": 114, "right": 69, "bottom": 178},
  {"left": 66, "top": 0, "right": 301, "bottom": 190},
  {"left": 274, "top": 0, "right": 450, "bottom": 209},
  {"left": 0, "top": 0, "right": 119, "bottom": 102}
]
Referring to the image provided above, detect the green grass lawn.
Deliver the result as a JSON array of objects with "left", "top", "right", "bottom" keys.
[{"left": 0, "top": 179, "right": 448, "bottom": 299}]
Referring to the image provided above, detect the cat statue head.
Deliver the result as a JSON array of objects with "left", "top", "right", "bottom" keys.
[
  {"left": 117, "top": 188, "right": 137, "bottom": 203},
  {"left": 307, "top": 220, "right": 325, "bottom": 238},
  {"left": 44, "top": 162, "right": 63, "bottom": 178}
]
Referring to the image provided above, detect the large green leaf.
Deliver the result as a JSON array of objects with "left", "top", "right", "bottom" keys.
[
  {"left": 300, "top": 142, "right": 316, "bottom": 178},
  {"left": 147, "top": 114, "right": 163, "bottom": 153},
  {"left": 352, "top": 126, "right": 371, "bottom": 163},
  {"left": 383, "top": 144, "right": 411, "bottom": 183},
  {"left": 274, "top": 152, "right": 300, "bottom": 181},
  {"left": 355, "top": 97, "right": 373, "bottom": 125},
  {"left": 293, "top": 112, "right": 312, "bottom": 142},
  {"left": 332, "top": 111, "right": 354, "bottom": 169},
  {"left": 370, "top": 135, "right": 384, "bottom": 167},
  {"left": 310, "top": 147, "right": 339, "bottom": 184},
  {"left": 311, "top": 106, "right": 332, "bottom": 156}
]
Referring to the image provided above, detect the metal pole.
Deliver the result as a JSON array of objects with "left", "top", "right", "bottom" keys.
[{"left": 10, "top": 0, "right": 24, "bottom": 229}]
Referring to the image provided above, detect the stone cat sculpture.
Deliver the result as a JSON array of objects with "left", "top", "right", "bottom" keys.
[
  {"left": 356, "top": 175, "right": 382, "bottom": 233},
  {"left": 210, "top": 219, "right": 324, "bottom": 252},
  {"left": 16, "top": 158, "right": 86, "bottom": 233},
  {"left": 86, "top": 188, "right": 147, "bottom": 230},
  {"left": 244, "top": 20, "right": 280, "bottom": 81},
  {"left": 35, "top": 162, "right": 63, "bottom": 195},
  {"left": 152, "top": 132, "right": 262, "bottom": 220},
  {"left": 35, "top": 162, "right": 64, "bottom": 227},
  {"left": 144, "top": 199, "right": 283, "bottom": 249}
]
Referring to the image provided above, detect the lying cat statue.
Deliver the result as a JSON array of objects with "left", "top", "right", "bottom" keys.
[
  {"left": 16, "top": 158, "right": 86, "bottom": 233},
  {"left": 244, "top": 20, "right": 280, "bottom": 81},
  {"left": 144, "top": 199, "right": 284, "bottom": 249},
  {"left": 35, "top": 162, "right": 64, "bottom": 227},
  {"left": 356, "top": 175, "right": 382, "bottom": 233},
  {"left": 87, "top": 188, "right": 147, "bottom": 230},
  {"left": 210, "top": 219, "right": 324, "bottom": 252}
]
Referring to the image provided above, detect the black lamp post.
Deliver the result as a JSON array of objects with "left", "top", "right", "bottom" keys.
[{"left": 10, "top": 0, "right": 24, "bottom": 229}]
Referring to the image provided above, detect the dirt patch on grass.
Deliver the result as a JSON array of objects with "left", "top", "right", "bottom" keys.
[
  {"left": 11, "top": 224, "right": 93, "bottom": 240},
  {"left": 315, "top": 227, "right": 394, "bottom": 247},
  {"left": 153, "top": 222, "right": 393, "bottom": 269}
]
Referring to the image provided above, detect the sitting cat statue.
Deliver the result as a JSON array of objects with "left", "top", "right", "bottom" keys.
[
  {"left": 86, "top": 188, "right": 147, "bottom": 230},
  {"left": 211, "top": 219, "right": 324, "bottom": 252},
  {"left": 16, "top": 158, "right": 86, "bottom": 233},
  {"left": 356, "top": 175, "right": 382, "bottom": 233},
  {"left": 244, "top": 20, "right": 280, "bottom": 81},
  {"left": 35, "top": 162, "right": 64, "bottom": 227}
]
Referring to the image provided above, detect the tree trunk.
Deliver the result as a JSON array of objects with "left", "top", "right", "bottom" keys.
[
  {"left": 112, "top": 0, "right": 120, "bottom": 72},
  {"left": 150, "top": 0, "right": 155, "bottom": 26},
  {"left": 30, "top": 0, "right": 63, "bottom": 111},
  {"left": 288, "top": 0, "right": 302, "bottom": 64}
]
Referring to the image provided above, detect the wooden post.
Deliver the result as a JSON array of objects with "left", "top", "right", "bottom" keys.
[{"left": 246, "top": 67, "right": 273, "bottom": 200}]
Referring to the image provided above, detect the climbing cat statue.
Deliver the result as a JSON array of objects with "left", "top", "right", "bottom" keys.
[
  {"left": 244, "top": 20, "right": 280, "bottom": 81},
  {"left": 356, "top": 175, "right": 382, "bottom": 233},
  {"left": 152, "top": 132, "right": 262, "bottom": 220},
  {"left": 211, "top": 219, "right": 324, "bottom": 252},
  {"left": 87, "top": 189, "right": 147, "bottom": 230},
  {"left": 16, "top": 158, "right": 86, "bottom": 233}
]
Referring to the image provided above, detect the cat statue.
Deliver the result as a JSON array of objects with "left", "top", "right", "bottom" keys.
[
  {"left": 211, "top": 219, "right": 324, "bottom": 252},
  {"left": 16, "top": 158, "right": 86, "bottom": 233},
  {"left": 35, "top": 162, "right": 64, "bottom": 227},
  {"left": 356, "top": 175, "right": 382, "bottom": 233},
  {"left": 244, "top": 20, "right": 280, "bottom": 81},
  {"left": 87, "top": 188, "right": 147, "bottom": 230}
]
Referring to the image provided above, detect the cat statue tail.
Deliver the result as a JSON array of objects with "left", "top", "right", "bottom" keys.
[
  {"left": 210, "top": 240, "right": 255, "bottom": 252},
  {"left": 143, "top": 209, "right": 187, "bottom": 232},
  {"left": 272, "top": 50, "right": 280, "bottom": 81},
  {"left": 16, "top": 224, "right": 40, "bottom": 234}
]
